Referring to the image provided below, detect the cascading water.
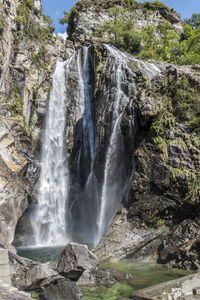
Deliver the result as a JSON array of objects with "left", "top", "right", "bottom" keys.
[
  {"left": 33, "top": 59, "right": 70, "bottom": 246},
  {"left": 25, "top": 44, "right": 160, "bottom": 249},
  {"left": 66, "top": 47, "right": 99, "bottom": 248},
  {"left": 82, "top": 47, "right": 95, "bottom": 166},
  {"left": 96, "top": 44, "right": 160, "bottom": 243},
  {"left": 96, "top": 45, "right": 129, "bottom": 242}
]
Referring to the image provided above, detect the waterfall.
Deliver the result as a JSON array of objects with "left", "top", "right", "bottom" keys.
[
  {"left": 27, "top": 44, "right": 160, "bottom": 249},
  {"left": 66, "top": 47, "right": 99, "bottom": 248},
  {"left": 96, "top": 45, "right": 128, "bottom": 243},
  {"left": 96, "top": 44, "right": 160, "bottom": 244},
  {"left": 33, "top": 59, "right": 70, "bottom": 246},
  {"left": 82, "top": 47, "right": 95, "bottom": 165}
]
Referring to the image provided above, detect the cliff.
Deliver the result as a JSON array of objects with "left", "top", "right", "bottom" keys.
[{"left": 0, "top": 0, "right": 69, "bottom": 248}]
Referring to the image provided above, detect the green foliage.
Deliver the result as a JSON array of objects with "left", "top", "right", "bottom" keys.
[
  {"left": 23, "top": 0, "right": 34, "bottom": 10},
  {"left": 138, "top": 25, "right": 157, "bottom": 59},
  {"left": 15, "top": 0, "right": 54, "bottom": 43},
  {"left": 99, "top": 2, "right": 200, "bottom": 66},
  {"left": 157, "top": 22, "right": 180, "bottom": 61},
  {"left": 59, "top": 11, "right": 70, "bottom": 25},
  {"left": 186, "top": 173, "right": 200, "bottom": 203},
  {"left": 102, "top": 6, "right": 141, "bottom": 54},
  {"left": 142, "top": 1, "right": 166, "bottom": 8},
  {"left": 139, "top": 22, "right": 180, "bottom": 62},
  {"left": 59, "top": 8, "right": 79, "bottom": 26},
  {"left": 43, "top": 14, "right": 53, "bottom": 26},
  {"left": 184, "top": 13, "right": 200, "bottom": 29},
  {"left": 168, "top": 75, "right": 200, "bottom": 134},
  {"left": 122, "top": 0, "right": 136, "bottom": 9}
]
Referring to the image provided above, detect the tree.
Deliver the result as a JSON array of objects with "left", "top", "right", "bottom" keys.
[
  {"left": 59, "top": 11, "right": 70, "bottom": 25},
  {"left": 102, "top": 6, "right": 141, "bottom": 54},
  {"left": 139, "top": 25, "right": 157, "bottom": 59},
  {"left": 185, "top": 13, "right": 200, "bottom": 29},
  {"left": 157, "top": 22, "right": 180, "bottom": 61}
]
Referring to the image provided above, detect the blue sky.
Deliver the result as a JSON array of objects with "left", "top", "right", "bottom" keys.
[{"left": 41, "top": 0, "right": 200, "bottom": 33}]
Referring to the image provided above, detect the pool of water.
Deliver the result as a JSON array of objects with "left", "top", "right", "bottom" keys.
[
  {"left": 17, "top": 247, "right": 192, "bottom": 300},
  {"left": 17, "top": 246, "right": 65, "bottom": 263},
  {"left": 81, "top": 260, "right": 192, "bottom": 300}
]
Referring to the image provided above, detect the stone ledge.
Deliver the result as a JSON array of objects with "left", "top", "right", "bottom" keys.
[{"left": 131, "top": 272, "right": 200, "bottom": 300}]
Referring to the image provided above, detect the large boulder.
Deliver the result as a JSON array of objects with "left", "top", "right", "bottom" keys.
[{"left": 55, "top": 243, "right": 98, "bottom": 281}]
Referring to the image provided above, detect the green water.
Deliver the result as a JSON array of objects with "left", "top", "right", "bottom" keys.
[
  {"left": 17, "top": 246, "right": 65, "bottom": 263},
  {"left": 81, "top": 260, "right": 191, "bottom": 300},
  {"left": 17, "top": 247, "right": 191, "bottom": 300}
]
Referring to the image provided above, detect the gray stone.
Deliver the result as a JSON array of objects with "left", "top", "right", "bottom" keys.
[
  {"left": 56, "top": 243, "right": 98, "bottom": 281},
  {"left": 26, "top": 263, "right": 58, "bottom": 287},
  {"left": 77, "top": 268, "right": 115, "bottom": 286},
  {"left": 43, "top": 279, "right": 82, "bottom": 300},
  {"left": 131, "top": 272, "right": 200, "bottom": 300}
]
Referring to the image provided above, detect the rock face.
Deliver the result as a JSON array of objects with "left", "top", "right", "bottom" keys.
[
  {"left": 0, "top": 0, "right": 72, "bottom": 247},
  {"left": 67, "top": 0, "right": 182, "bottom": 43},
  {"left": 56, "top": 243, "right": 98, "bottom": 281},
  {"left": 158, "top": 219, "right": 200, "bottom": 270}
]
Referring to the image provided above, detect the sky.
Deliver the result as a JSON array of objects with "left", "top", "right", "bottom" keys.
[{"left": 41, "top": 0, "right": 200, "bottom": 33}]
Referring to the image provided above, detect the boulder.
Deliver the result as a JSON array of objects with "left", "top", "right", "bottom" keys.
[
  {"left": 26, "top": 263, "right": 58, "bottom": 287},
  {"left": 55, "top": 243, "right": 98, "bottom": 281},
  {"left": 43, "top": 279, "right": 82, "bottom": 300}
]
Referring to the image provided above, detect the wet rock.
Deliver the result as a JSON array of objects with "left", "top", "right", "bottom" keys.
[
  {"left": 26, "top": 263, "right": 58, "bottom": 288},
  {"left": 43, "top": 279, "right": 82, "bottom": 300},
  {"left": 55, "top": 243, "right": 98, "bottom": 281}
]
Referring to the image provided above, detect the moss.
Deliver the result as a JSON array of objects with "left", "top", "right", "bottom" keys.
[
  {"left": 186, "top": 173, "right": 200, "bottom": 203},
  {"left": 149, "top": 216, "right": 166, "bottom": 227},
  {"left": 164, "top": 74, "right": 200, "bottom": 134},
  {"left": 31, "top": 291, "right": 40, "bottom": 300}
]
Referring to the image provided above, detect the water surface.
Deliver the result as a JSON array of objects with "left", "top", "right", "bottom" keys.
[
  {"left": 81, "top": 260, "right": 192, "bottom": 300},
  {"left": 17, "top": 246, "right": 65, "bottom": 263}
]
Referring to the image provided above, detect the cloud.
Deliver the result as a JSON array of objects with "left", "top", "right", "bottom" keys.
[{"left": 56, "top": 32, "right": 68, "bottom": 40}]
